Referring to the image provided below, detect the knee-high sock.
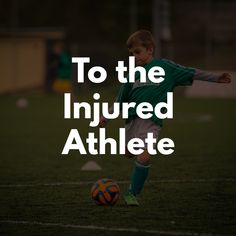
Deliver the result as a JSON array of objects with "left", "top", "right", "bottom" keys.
[{"left": 129, "top": 161, "right": 150, "bottom": 195}]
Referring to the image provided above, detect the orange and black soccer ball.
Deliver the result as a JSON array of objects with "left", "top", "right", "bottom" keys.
[{"left": 91, "top": 178, "right": 120, "bottom": 206}]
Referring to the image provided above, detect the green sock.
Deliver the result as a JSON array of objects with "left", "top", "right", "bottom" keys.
[{"left": 129, "top": 161, "right": 150, "bottom": 195}]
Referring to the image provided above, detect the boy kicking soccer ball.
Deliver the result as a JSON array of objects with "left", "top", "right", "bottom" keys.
[{"left": 99, "top": 30, "right": 231, "bottom": 206}]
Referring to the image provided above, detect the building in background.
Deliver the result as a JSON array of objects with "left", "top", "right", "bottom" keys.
[
  {"left": 0, "top": 30, "right": 64, "bottom": 93},
  {"left": 0, "top": 0, "right": 235, "bottom": 96}
]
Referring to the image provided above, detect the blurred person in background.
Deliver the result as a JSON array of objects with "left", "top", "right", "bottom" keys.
[{"left": 51, "top": 41, "right": 72, "bottom": 93}]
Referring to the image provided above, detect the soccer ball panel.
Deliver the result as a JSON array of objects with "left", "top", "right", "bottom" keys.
[{"left": 91, "top": 178, "right": 120, "bottom": 206}]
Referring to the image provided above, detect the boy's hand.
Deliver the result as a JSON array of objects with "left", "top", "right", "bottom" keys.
[
  {"left": 218, "top": 73, "right": 231, "bottom": 83},
  {"left": 99, "top": 116, "right": 108, "bottom": 128}
]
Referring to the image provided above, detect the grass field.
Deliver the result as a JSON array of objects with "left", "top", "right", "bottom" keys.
[{"left": 0, "top": 86, "right": 236, "bottom": 236}]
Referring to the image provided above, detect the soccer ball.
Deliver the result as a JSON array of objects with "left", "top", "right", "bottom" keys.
[{"left": 91, "top": 178, "right": 120, "bottom": 206}]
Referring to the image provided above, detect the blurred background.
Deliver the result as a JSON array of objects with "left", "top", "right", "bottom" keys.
[{"left": 0, "top": 0, "right": 235, "bottom": 94}]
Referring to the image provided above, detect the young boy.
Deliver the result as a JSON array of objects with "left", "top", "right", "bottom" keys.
[{"left": 99, "top": 30, "right": 231, "bottom": 206}]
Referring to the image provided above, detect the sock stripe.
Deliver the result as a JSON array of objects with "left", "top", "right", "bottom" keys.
[{"left": 135, "top": 161, "right": 151, "bottom": 168}]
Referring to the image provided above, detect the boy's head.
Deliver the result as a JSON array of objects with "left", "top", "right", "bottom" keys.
[
  {"left": 126, "top": 30, "right": 155, "bottom": 66},
  {"left": 52, "top": 40, "right": 65, "bottom": 55}
]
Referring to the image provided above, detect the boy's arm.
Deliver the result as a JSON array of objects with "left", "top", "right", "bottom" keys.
[
  {"left": 99, "top": 106, "right": 114, "bottom": 127},
  {"left": 193, "top": 69, "right": 231, "bottom": 83},
  {"left": 99, "top": 82, "right": 132, "bottom": 127}
]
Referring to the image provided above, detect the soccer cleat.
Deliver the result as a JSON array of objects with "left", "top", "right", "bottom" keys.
[{"left": 123, "top": 192, "right": 139, "bottom": 206}]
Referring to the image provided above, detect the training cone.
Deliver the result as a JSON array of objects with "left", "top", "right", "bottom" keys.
[{"left": 80, "top": 161, "right": 102, "bottom": 171}]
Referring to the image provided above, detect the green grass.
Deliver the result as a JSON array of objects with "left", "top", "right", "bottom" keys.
[{"left": 0, "top": 87, "right": 236, "bottom": 235}]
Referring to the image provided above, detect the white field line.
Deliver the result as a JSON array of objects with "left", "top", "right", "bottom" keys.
[
  {"left": 0, "top": 220, "right": 225, "bottom": 236},
  {"left": 0, "top": 178, "right": 235, "bottom": 188}
]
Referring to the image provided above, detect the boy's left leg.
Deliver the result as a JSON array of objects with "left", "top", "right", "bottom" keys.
[
  {"left": 129, "top": 149, "right": 150, "bottom": 195},
  {"left": 124, "top": 149, "right": 150, "bottom": 206},
  {"left": 124, "top": 118, "right": 160, "bottom": 206}
]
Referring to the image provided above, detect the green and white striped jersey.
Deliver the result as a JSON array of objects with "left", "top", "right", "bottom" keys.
[{"left": 116, "top": 58, "right": 195, "bottom": 126}]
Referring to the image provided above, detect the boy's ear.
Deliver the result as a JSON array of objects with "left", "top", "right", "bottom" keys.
[{"left": 147, "top": 47, "right": 154, "bottom": 55}]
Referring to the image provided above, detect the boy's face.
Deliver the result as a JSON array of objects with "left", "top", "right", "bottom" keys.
[{"left": 129, "top": 45, "right": 154, "bottom": 66}]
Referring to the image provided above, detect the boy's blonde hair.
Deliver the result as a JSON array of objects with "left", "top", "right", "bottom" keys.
[{"left": 126, "top": 30, "right": 155, "bottom": 52}]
